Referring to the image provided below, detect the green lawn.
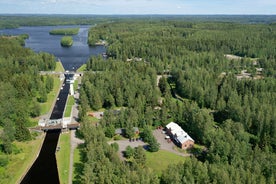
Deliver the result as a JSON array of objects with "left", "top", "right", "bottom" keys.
[
  {"left": 145, "top": 150, "right": 186, "bottom": 176},
  {"left": 56, "top": 132, "right": 71, "bottom": 184},
  {"left": 73, "top": 79, "right": 79, "bottom": 91},
  {"left": 4, "top": 134, "right": 45, "bottom": 184},
  {"left": 55, "top": 61, "right": 65, "bottom": 72},
  {"left": 64, "top": 96, "right": 75, "bottom": 117},
  {"left": 40, "top": 76, "right": 62, "bottom": 115},
  {"left": 76, "top": 64, "right": 86, "bottom": 72}
]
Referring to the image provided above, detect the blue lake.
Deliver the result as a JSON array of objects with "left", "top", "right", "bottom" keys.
[{"left": 0, "top": 25, "right": 105, "bottom": 71}]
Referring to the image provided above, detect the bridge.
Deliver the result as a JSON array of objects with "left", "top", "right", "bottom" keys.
[
  {"left": 35, "top": 118, "right": 80, "bottom": 132},
  {"left": 39, "top": 71, "right": 84, "bottom": 76}
]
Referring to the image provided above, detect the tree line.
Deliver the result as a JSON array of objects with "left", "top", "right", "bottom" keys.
[
  {"left": 0, "top": 35, "right": 56, "bottom": 170},
  {"left": 77, "top": 19, "right": 276, "bottom": 183}
]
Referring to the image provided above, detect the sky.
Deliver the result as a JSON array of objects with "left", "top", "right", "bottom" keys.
[{"left": 0, "top": 0, "right": 275, "bottom": 15}]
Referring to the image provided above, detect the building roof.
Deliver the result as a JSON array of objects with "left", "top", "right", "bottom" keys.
[{"left": 166, "top": 122, "right": 194, "bottom": 144}]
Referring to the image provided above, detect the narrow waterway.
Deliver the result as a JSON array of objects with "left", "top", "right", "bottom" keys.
[
  {"left": 21, "top": 74, "right": 72, "bottom": 184},
  {"left": 0, "top": 25, "right": 104, "bottom": 183}
]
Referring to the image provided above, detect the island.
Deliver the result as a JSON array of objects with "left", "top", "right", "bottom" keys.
[
  {"left": 60, "top": 36, "right": 73, "bottom": 47},
  {"left": 49, "top": 28, "right": 79, "bottom": 35}
]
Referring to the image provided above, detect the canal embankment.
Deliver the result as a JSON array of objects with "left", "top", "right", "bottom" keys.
[{"left": 21, "top": 73, "right": 71, "bottom": 184}]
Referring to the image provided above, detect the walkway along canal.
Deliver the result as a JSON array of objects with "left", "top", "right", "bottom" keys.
[{"left": 21, "top": 73, "right": 73, "bottom": 184}]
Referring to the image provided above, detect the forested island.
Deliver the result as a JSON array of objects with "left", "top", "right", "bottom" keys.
[
  {"left": 0, "top": 15, "right": 275, "bottom": 184},
  {"left": 49, "top": 28, "right": 79, "bottom": 35},
  {"left": 60, "top": 36, "right": 73, "bottom": 47}
]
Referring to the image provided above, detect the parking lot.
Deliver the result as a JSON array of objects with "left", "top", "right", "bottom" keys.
[{"left": 110, "top": 129, "right": 191, "bottom": 160}]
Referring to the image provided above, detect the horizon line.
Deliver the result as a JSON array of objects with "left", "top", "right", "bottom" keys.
[{"left": 1, "top": 13, "right": 276, "bottom": 16}]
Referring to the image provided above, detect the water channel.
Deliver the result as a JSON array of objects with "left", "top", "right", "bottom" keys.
[
  {"left": 0, "top": 25, "right": 105, "bottom": 183},
  {"left": 21, "top": 74, "right": 72, "bottom": 184}
]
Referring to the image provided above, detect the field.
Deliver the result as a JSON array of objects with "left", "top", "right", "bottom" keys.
[
  {"left": 56, "top": 132, "right": 71, "bottom": 184},
  {"left": 145, "top": 150, "right": 186, "bottom": 176}
]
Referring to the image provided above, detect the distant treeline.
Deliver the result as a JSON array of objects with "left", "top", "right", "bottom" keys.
[{"left": 0, "top": 15, "right": 275, "bottom": 29}]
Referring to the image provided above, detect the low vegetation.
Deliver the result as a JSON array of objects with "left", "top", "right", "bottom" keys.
[
  {"left": 4, "top": 134, "right": 44, "bottom": 184},
  {"left": 64, "top": 95, "right": 75, "bottom": 117},
  {"left": 55, "top": 61, "right": 65, "bottom": 72},
  {"left": 76, "top": 64, "right": 86, "bottom": 72},
  {"left": 56, "top": 132, "right": 70, "bottom": 184},
  {"left": 145, "top": 150, "right": 185, "bottom": 176}
]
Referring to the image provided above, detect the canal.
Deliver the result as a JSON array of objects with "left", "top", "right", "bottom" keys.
[
  {"left": 0, "top": 25, "right": 106, "bottom": 183},
  {"left": 21, "top": 74, "right": 73, "bottom": 184}
]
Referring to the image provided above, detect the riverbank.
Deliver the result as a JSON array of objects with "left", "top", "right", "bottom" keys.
[{"left": 10, "top": 133, "right": 45, "bottom": 184}]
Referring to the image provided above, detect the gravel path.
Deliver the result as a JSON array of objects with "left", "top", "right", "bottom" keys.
[{"left": 68, "top": 129, "right": 84, "bottom": 184}]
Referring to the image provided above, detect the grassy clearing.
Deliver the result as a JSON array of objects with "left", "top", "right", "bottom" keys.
[
  {"left": 40, "top": 76, "right": 62, "bottom": 115},
  {"left": 55, "top": 61, "right": 65, "bottom": 72},
  {"left": 145, "top": 150, "right": 186, "bottom": 176},
  {"left": 76, "top": 64, "right": 86, "bottom": 72},
  {"left": 87, "top": 115, "right": 100, "bottom": 125},
  {"left": 56, "top": 132, "right": 71, "bottom": 184},
  {"left": 64, "top": 95, "right": 75, "bottom": 117},
  {"left": 4, "top": 134, "right": 45, "bottom": 184}
]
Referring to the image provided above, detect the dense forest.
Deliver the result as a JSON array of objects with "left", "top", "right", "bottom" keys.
[
  {"left": 76, "top": 19, "right": 276, "bottom": 183},
  {"left": 0, "top": 15, "right": 275, "bottom": 183},
  {"left": 0, "top": 35, "right": 56, "bottom": 176}
]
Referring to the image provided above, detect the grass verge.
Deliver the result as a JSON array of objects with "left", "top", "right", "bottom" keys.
[
  {"left": 40, "top": 76, "right": 62, "bottom": 115},
  {"left": 5, "top": 133, "right": 45, "bottom": 184},
  {"left": 56, "top": 132, "right": 70, "bottom": 184},
  {"left": 55, "top": 61, "right": 65, "bottom": 72},
  {"left": 76, "top": 64, "right": 86, "bottom": 72},
  {"left": 145, "top": 150, "right": 186, "bottom": 176},
  {"left": 73, "top": 79, "right": 79, "bottom": 91},
  {"left": 64, "top": 95, "right": 75, "bottom": 117}
]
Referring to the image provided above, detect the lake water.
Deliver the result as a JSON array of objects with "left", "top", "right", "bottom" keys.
[{"left": 0, "top": 25, "right": 105, "bottom": 71}]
